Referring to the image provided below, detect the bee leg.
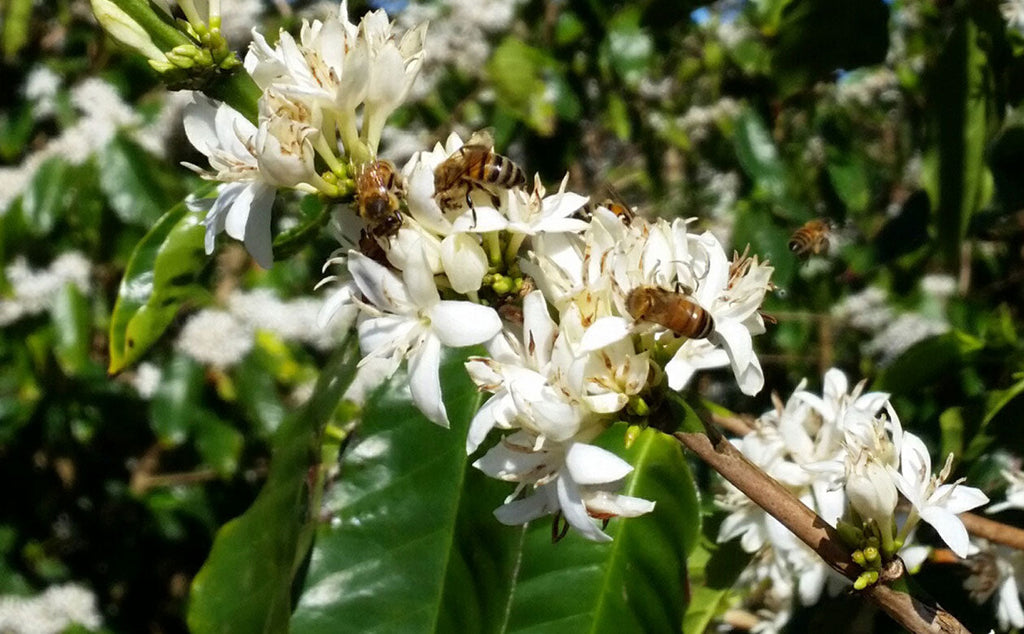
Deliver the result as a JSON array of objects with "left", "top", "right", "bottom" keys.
[
  {"left": 551, "top": 512, "right": 571, "bottom": 543},
  {"left": 464, "top": 187, "right": 478, "bottom": 229}
]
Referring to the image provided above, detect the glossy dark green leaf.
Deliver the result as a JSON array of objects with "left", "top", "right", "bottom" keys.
[
  {"left": 683, "top": 513, "right": 752, "bottom": 634},
  {"left": 108, "top": 196, "right": 210, "bottom": 374},
  {"left": 922, "top": 14, "right": 993, "bottom": 268},
  {"left": 98, "top": 132, "right": 183, "bottom": 227},
  {"left": 290, "top": 349, "right": 502, "bottom": 633},
  {"left": 22, "top": 157, "right": 72, "bottom": 236},
  {"left": 772, "top": 0, "right": 889, "bottom": 96},
  {"left": 188, "top": 339, "right": 359, "bottom": 634},
  {"left": 504, "top": 424, "right": 698, "bottom": 634},
  {"left": 876, "top": 331, "right": 983, "bottom": 394},
  {"left": 150, "top": 355, "right": 206, "bottom": 447},
  {"left": 50, "top": 283, "right": 94, "bottom": 377}
]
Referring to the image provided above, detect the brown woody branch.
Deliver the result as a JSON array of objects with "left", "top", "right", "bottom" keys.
[
  {"left": 959, "top": 512, "right": 1024, "bottom": 552},
  {"left": 674, "top": 425, "right": 969, "bottom": 634}
]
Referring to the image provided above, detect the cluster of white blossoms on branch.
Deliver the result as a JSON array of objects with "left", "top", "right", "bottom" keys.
[
  {"left": 175, "top": 1, "right": 777, "bottom": 541},
  {"left": 182, "top": 1, "right": 426, "bottom": 267},
  {"left": 718, "top": 368, "right": 991, "bottom": 630},
  {"left": 321, "top": 141, "right": 775, "bottom": 541}
]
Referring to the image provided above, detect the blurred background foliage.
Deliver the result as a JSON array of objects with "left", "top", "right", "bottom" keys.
[{"left": 4, "top": 0, "right": 1024, "bottom": 631}]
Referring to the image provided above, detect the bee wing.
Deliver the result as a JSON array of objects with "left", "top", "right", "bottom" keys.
[{"left": 465, "top": 128, "right": 495, "bottom": 149}]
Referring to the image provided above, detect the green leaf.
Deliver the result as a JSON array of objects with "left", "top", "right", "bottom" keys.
[
  {"left": 50, "top": 283, "right": 94, "bottom": 377},
  {"left": 194, "top": 412, "right": 244, "bottom": 477},
  {"left": 772, "top": 0, "right": 889, "bottom": 96},
  {"left": 504, "top": 425, "right": 698, "bottom": 634},
  {"left": 150, "top": 355, "right": 206, "bottom": 447},
  {"left": 964, "top": 374, "right": 1024, "bottom": 462},
  {"left": 234, "top": 343, "right": 288, "bottom": 437},
  {"left": 188, "top": 339, "right": 360, "bottom": 634},
  {"left": 108, "top": 196, "right": 210, "bottom": 374},
  {"left": 939, "top": 406, "right": 965, "bottom": 463},
  {"left": 290, "top": 349, "right": 505, "bottom": 633},
  {"left": 98, "top": 132, "right": 183, "bottom": 227},
  {"left": 21, "top": 157, "right": 72, "bottom": 236},
  {"left": 293, "top": 360, "right": 699, "bottom": 633},
  {"left": 825, "top": 144, "right": 870, "bottom": 214},
  {"left": 875, "top": 331, "right": 984, "bottom": 394},
  {"left": 601, "top": 8, "right": 654, "bottom": 89},
  {"left": 683, "top": 514, "right": 752, "bottom": 634},
  {"left": 487, "top": 38, "right": 558, "bottom": 135},
  {"left": 732, "top": 201, "right": 796, "bottom": 291},
  {"left": 922, "top": 14, "right": 992, "bottom": 268},
  {"left": 1, "top": 0, "right": 32, "bottom": 60},
  {"left": 733, "top": 108, "right": 787, "bottom": 202}
]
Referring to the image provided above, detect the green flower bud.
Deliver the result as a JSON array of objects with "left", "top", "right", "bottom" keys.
[{"left": 91, "top": 0, "right": 169, "bottom": 63}]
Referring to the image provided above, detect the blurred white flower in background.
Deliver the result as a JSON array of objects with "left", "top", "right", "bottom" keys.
[
  {"left": 0, "top": 253, "right": 92, "bottom": 326},
  {"left": 0, "top": 583, "right": 102, "bottom": 634}
]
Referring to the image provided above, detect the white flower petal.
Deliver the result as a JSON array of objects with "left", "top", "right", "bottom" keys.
[
  {"left": 919, "top": 506, "right": 970, "bottom": 557},
  {"left": 348, "top": 252, "right": 412, "bottom": 313},
  {"left": 556, "top": 473, "right": 611, "bottom": 542},
  {"left": 430, "top": 301, "right": 502, "bottom": 347},
  {"left": 565, "top": 443, "right": 633, "bottom": 485},
  {"left": 931, "top": 483, "right": 989, "bottom": 514},
  {"left": 408, "top": 333, "right": 448, "bottom": 427},
  {"left": 441, "top": 233, "right": 487, "bottom": 294},
  {"left": 451, "top": 206, "right": 508, "bottom": 233},
  {"left": 493, "top": 486, "right": 557, "bottom": 525},
  {"left": 579, "top": 316, "right": 632, "bottom": 352}
]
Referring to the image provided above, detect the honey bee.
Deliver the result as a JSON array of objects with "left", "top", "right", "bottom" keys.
[
  {"left": 433, "top": 130, "right": 526, "bottom": 212},
  {"left": 355, "top": 159, "right": 405, "bottom": 238},
  {"left": 577, "top": 186, "right": 636, "bottom": 225},
  {"left": 788, "top": 219, "right": 832, "bottom": 259},
  {"left": 626, "top": 286, "right": 715, "bottom": 339}
]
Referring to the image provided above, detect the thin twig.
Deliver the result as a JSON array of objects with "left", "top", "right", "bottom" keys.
[{"left": 673, "top": 426, "right": 970, "bottom": 634}]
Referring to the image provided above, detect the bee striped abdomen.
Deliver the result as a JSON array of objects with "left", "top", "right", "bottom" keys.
[{"left": 626, "top": 286, "right": 715, "bottom": 340}]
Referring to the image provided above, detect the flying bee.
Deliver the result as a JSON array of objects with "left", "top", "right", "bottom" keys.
[
  {"left": 433, "top": 129, "right": 526, "bottom": 213},
  {"left": 626, "top": 286, "right": 715, "bottom": 339},
  {"left": 788, "top": 219, "right": 832, "bottom": 259},
  {"left": 355, "top": 159, "right": 405, "bottom": 238}
]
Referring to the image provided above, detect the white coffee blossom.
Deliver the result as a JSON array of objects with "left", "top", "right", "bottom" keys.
[
  {"left": 176, "top": 309, "right": 254, "bottom": 368},
  {"left": 24, "top": 66, "right": 61, "bottom": 119},
  {"left": 717, "top": 368, "right": 988, "bottom": 631},
  {"left": 131, "top": 362, "right": 163, "bottom": 399},
  {"left": 988, "top": 467, "right": 1024, "bottom": 514},
  {"left": 0, "top": 583, "right": 102, "bottom": 634},
  {"left": 0, "top": 253, "right": 92, "bottom": 326}
]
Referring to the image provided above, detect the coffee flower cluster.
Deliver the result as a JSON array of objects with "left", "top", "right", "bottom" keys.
[
  {"left": 183, "top": 1, "right": 425, "bottom": 267},
  {"left": 177, "top": 2, "right": 776, "bottom": 540},
  {"left": 321, "top": 138, "right": 775, "bottom": 540},
  {"left": 718, "top": 369, "right": 989, "bottom": 628}
]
